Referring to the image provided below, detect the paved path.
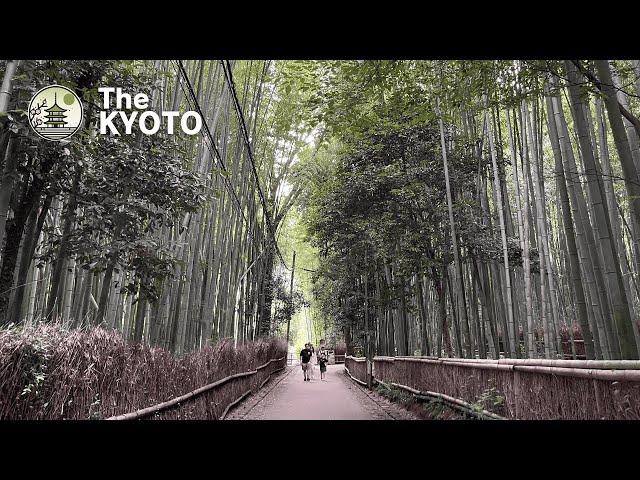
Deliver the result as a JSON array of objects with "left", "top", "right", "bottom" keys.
[{"left": 228, "top": 363, "right": 416, "bottom": 420}]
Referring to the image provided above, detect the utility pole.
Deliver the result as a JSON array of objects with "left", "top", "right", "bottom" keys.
[{"left": 285, "top": 251, "right": 296, "bottom": 351}]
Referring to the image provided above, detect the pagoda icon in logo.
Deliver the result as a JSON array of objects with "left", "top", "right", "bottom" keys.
[
  {"left": 44, "top": 93, "right": 68, "bottom": 128},
  {"left": 28, "top": 85, "right": 83, "bottom": 141}
]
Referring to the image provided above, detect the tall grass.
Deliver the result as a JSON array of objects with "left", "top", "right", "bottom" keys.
[{"left": 0, "top": 324, "right": 286, "bottom": 420}]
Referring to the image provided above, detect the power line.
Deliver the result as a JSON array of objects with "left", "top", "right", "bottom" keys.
[
  {"left": 174, "top": 60, "right": 249, "bottom": 226},
  {"left": 220, "top": 60, "right": 291, "bottom": 271},
  {"left": 174, "top": 61, "right": 313, "bottom": 276},
  {"left": 174, "top": 60, "right": 276, "bottom": 260}
]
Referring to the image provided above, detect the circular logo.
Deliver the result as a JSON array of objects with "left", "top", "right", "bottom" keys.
[{"left": 28, "top": 85, "right": 83, "bottom": 141}]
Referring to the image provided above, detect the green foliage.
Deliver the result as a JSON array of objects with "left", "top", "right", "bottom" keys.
[
  {"left": 471, "top": 386, "right": 506, "bottom": 415},
  {"left": 298, "top": 121, "right": 504, "bottom": 342},
  {"left": 270, "top": 60, "right": 320, "bottom": 139},
  {"left": 88, "top": 394, "right": 102, "bottom": 420},
  {"left": 288, "top": 60, "right": 555, "bottom": 349},
  {"left": 271, "top": 271, "right": 309, "bottom": 335},
  {"left": 19, "top": 338, "right": 48, "bottom": 399},
  {"left": 42, "top": 130, "right": 205, "bottom": 301},
  {"left": 374, "top": 383, "right": 415, "bottom": 406},
  {"left": 422, "top": 399, "right": 447, "bottom": 419},
  {"left": 4, "top": 60, "right": 207, "bottom": 303}
]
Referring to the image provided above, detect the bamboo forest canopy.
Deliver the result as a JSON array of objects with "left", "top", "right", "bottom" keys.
[
  {"left": 2, "top": 60, "right": 640, "bottom": 362},
  {"left": 297, "top": 59, "right": 640, "bottom": 361},
  {"left": 0, "top": 60, "right": 312, "bottom": 354}
]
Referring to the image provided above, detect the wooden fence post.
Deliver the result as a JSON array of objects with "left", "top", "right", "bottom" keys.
[
  {"left": 593, "top": 379, "right": 604, "bottom": 419},
  {"left": 513, "top": 369, "right": 521, "bottom": 419}
]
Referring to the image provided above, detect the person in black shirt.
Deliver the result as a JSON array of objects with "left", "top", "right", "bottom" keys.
[
  {"left": 300, "top": 343, "right": 312, "bottom": 381},
  {"left": 308, "top": 343, "right": 316, "bottom": 380},
  {"left": 318, "top": 348, "right": 328, "bottom": 380}
]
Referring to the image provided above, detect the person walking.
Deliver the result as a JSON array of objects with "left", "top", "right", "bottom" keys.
[
  {"left": 300, "top": 343, "right": 312, "bottom": 382},
  {"left": 318, "top": 346, "right": 328, "bottom": 380},
  {"left": 308, "top": 342, "right": 316, "bottom": 380}
]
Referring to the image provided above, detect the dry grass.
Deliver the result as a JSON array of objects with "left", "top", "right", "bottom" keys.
[{"left": 0, "top": 324, "right": 286, "bottom": 420}]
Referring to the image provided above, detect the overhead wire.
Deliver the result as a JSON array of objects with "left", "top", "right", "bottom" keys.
[
  {"left": 173, "top": 60, "right": 267, "bottom": 255},
  {"left": 174, "top": 60, "right": 319, "bottom": 276},
  {"left": 220, "top": 59, "right": 291, "bottom": 271}
]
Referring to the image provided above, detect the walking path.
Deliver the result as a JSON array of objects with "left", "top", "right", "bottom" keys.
[{"left": 228, "top": 363, "right": 417, "bottom": 420}]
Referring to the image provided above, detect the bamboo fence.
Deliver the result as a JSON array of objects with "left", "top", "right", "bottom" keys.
[{"left": 345, "top": 355, "right": 640, "bottom": 419}]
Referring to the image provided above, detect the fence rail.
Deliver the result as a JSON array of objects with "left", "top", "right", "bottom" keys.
[
  {"left": 345, "top": 355, "right": 640, "bottom": 420},
  {"left": 379, "top": 378, "right": 504, "bottom": 420},
  {"left": 107, "top": 356, "right": 286, "bottom": 420}
]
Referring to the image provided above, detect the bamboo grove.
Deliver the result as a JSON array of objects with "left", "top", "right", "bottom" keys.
[
  {"left": 0, "top": 60, "right": 313, "bottom": 354},
  {"left": 4, "top": 59, "right": 640, "bottom": 363},
  {"left": 300, "top": 60, "right": 640, "bottom": 361}
]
